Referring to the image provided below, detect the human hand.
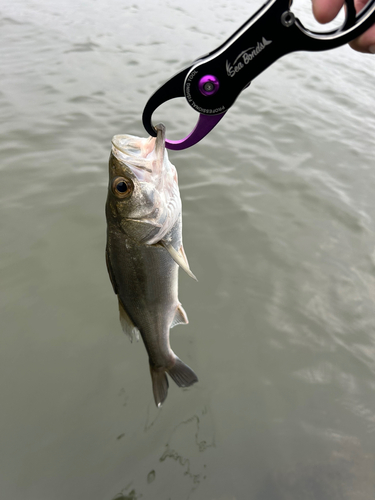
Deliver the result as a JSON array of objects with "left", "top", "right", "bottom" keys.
[{"left": 311, "top": 0, "right": 375, "bottom": 53}]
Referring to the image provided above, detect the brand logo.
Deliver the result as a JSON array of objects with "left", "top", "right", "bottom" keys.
[{"left": 226, "top": 37, "right": 272, "bottom": 78}]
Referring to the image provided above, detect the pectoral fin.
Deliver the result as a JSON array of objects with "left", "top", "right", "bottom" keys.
[
  {"left": 118, "top": 299, "right": 140, "bottom": 343},
  {"left": 160, "top": 240, "right": 198, "bottom": 281}
]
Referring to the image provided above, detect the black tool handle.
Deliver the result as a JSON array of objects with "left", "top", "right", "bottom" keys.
[{"left": 183, "top": 0, "right": 375, "bottom": 115}]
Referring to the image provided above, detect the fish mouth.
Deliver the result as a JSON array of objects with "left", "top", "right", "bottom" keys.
[{"left": 111, "top": 123, "right": 166, "bottom": 174}]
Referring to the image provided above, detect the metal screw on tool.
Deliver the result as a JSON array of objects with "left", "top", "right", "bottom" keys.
[
  {"left": 281, "top": 11, "right": 295, "bottom": 27},
  {"left": 198, "top": 75, "right": 220, "bottom": 96}
]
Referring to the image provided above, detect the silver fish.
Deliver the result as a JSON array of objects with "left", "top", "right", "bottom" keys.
[{"left": 105, "top": 123, "right": 198, "bottom": 407}]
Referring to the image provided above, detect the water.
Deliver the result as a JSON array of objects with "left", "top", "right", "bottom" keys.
[{"left": 1, "top": 1, "right": 375, "bottom": 499}]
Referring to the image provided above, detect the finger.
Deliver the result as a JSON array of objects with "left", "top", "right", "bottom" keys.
[
  {"left": 354, "top": 0, "right": 371, "bottom": 10},
  {"left": 350, "top": 0, "right": 375, "bottom": 53},
  {"left": 312, "top": 0, "right": 344, "bottom": 23},
  {"left": 349, "top": 23, "right": 375, "bottom": 52}
]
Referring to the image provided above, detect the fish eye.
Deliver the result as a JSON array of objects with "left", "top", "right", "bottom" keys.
[{"left": 112, "top": 177, "right": 134, "bottom": 198}]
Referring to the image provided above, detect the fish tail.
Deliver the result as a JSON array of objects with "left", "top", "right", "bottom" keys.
[
  {"left": 150, "top": 356, "right": 198, "bottom": 407},
  {"left": 167, "top": 356, "right": 199, "bottom": 388},
  {"left": 150, "top": 366, "right": 169, "bottom": 408}
]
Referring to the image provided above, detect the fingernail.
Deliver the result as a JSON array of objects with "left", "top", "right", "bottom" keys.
[{"left": 369, "top": 45, "right": 375, "bottom": 54}]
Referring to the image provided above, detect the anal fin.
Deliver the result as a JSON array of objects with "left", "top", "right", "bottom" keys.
[{"left": 171, "top": 304, "right": 189, "bottom": 328}]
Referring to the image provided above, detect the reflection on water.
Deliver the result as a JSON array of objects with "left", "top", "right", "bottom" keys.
[
  {"left": 115, "top": 439, "right": 375, "bottom": 500},
  {"left": 158, "top": 413, "right": 214, "bottom": 487},
  {"left": 113, "top": 408, "right": 215, "bottom": 500}
]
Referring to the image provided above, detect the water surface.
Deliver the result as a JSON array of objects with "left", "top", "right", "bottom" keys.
[{"left": 1, "top": 1, "right": 375, "bottom": 499}]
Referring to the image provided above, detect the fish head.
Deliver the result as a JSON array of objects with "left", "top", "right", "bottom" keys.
[{"left": 106, "top": 124, "right": 181, "bottom": 244}]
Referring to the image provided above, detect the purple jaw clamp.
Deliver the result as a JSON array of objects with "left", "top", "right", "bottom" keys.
[
  {"left": 142, "top": 68, "right": 226, "bottom": 150},
  {"left": 165, "top": 112, "right": 226, "bottom": 150},
  {"left": 165, "top": 74, "right": 225, "bottom": 150}
]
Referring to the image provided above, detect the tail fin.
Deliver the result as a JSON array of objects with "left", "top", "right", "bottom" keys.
[
  {"left": 150, "top": 357, "right": 198, "bottom": 407},
  {"left": 167, "top": 357, "right": 199, "bottom": 387},
  {"left": 150, "top": 367, "right": 169, "bottom": 408}
]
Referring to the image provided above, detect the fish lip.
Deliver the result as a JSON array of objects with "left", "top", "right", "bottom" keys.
[
  {"left": 150, "top": 122, "right": 166, "bottom": 167},
  {"left": 154, "top": 123, "right": 166, "bottom": 150}
]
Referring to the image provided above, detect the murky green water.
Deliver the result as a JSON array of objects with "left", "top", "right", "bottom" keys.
[{"left": 1, "top": 1, "right": 375, "bottom": 499}]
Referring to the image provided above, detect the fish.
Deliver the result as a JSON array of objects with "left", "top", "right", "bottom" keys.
[{"left": 105, "top": 123, "right": 198, "bottom": 407}]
